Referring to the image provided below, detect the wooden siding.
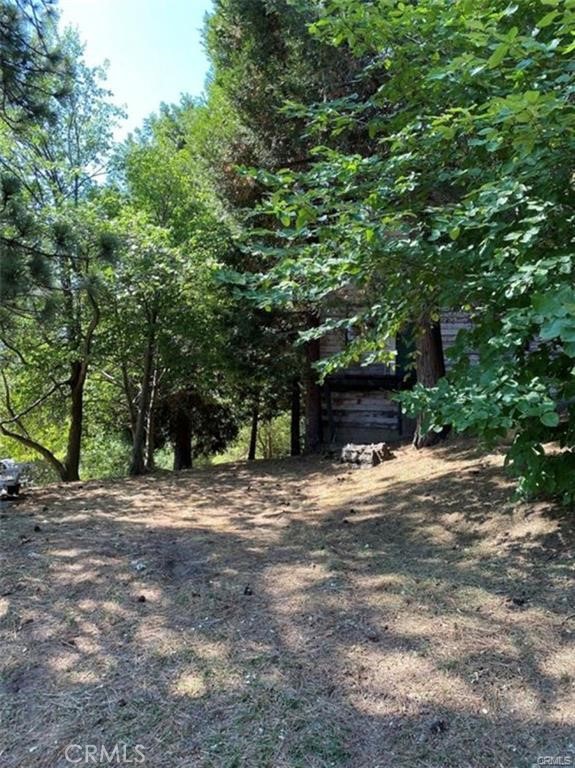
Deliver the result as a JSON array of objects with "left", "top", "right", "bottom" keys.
[
  {"left": 320, "top": 311, "right": 471, "bottom": 376},
  {"left": 322, "top": 390, "right": 416, "bottom": 446},
  {"left": 319, "top": 309, "right": 472, "bottom": 444}
]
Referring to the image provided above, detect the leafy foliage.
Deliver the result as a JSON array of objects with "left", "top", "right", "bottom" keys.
[
  {"left": 3, "top": 0, "right": 575, "bottom": 499},
  {"left": 236, "top": 0, "right": 575, "bottom": 499}
]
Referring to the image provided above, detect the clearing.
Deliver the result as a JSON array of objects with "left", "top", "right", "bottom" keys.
[{"left": 0, "top": 442, "right": 574, "bottom": 768}]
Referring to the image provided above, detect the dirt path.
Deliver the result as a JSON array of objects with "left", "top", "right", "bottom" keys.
[{"left": 1, "top": 442, "right": 574, "bottom": 767}]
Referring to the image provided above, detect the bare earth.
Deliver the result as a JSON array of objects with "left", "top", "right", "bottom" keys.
[{"left": 1, "top": 442, "right": 574, "bottom": 768}]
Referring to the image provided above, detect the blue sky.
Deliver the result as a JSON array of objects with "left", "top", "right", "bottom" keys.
[{"left": 58, "top": 0, "right": 214, "bottom": 136}]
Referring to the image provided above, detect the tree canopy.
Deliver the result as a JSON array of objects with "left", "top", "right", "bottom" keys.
[
  {"left": 1, "top": 0, "right": 574, "bottom": 501},
  {"left": 235, "top": 0, "right": 575, "bottom": 499}
]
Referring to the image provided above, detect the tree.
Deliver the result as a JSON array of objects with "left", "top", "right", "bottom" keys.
[
  {"left": 203, "top": 0, "right": 373, "bottom": 452},
  {"left": 0, "top": 0, "right": 70, "bottom": 128},
  {"left": 0, "top": 30, "right": 123, "bottom": 480},
  {"left": 106, "top": 111, "right": 241, "bottom": 474},
  {"left": 101, "top": 209, "right": 231, "bottom": 476},
  {"left": 0, "top": 0, "right": 71, "bottom": 309},
  {"left": 238, "top": 0, "right": 575, "bottom": 498}
]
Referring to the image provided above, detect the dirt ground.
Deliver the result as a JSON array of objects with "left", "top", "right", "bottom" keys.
[{"left": 0, "top": 441, "right": 574, "bottom": 768}]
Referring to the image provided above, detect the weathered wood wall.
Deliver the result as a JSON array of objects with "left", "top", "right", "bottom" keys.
[
  {"left": 322, "top": 390, "right": 410, "bottom": 446},
  {"left": 319, "top": 311, "right": 471, "bottom": 445}
]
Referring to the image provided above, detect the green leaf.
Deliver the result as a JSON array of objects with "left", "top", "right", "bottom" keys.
[
  {"left": 540, "top": 318, "right": 567, "bottom": 340},
  {"left": 540, "top": 411, "right": 560, "bottom": 427},
  {"left": 537, "top": 10, "right": 559, "bottom": 27},
  {"left": 488, "top": 43, "right": 509, "bottom": 68}
]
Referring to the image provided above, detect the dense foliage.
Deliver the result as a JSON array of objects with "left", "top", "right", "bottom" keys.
[
  {"left": 242, "top": 0, "right": 575, "bottom": 500},
  {"left": 1, "top": 0, "right": 574, "bottom": 500}
]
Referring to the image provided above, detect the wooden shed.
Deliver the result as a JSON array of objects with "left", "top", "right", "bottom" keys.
[{"left": 318, "top": 311, "right": 471, "bottom": 446}]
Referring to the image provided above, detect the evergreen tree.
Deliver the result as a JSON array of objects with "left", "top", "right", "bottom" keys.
[{"left": 0, "top": 30, "right": 122, "bottom": 481}]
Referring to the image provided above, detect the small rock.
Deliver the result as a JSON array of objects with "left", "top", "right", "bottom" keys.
[
  {"left": 507, "top": 595, "right": 526, "bottom": 607},
  {"left": 365, "top": 628, "right": 380, "bottom": 642},
  {"left": 430, "top": 719, "right": 448, "bottom": 735},
  {"left": 341, "top": 442, "right": 395, "bottom": 467}
]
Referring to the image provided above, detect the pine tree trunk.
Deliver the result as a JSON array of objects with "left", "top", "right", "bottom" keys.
[
  {"left": 63, "top": 361, "right": 85, "bottom": 482},
  {"left": 248, "top": 401, "right": 259, "bottom": 461},
  {"left": 304, "top": 338, "right": 322, "bottom": 453},
  {"left": 1, "top": 369, "right": 73, "bottom": 482},
  {"left": 290, "top": 377, "right": 301, "bottom": 456},
  {"left": 413, "top": 317, "right": 451, "bottom": 449},
  {"left": 60, "top": 287, "right": 99, "bottom": 482},
  {"left": 173, "top": 411, "right": 193, "bottom": 470}
]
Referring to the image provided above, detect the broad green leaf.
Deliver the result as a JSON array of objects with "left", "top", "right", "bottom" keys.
[
  {"left": 537, "top": 10, "right": 559, "bottom": 27},
  {"left": 488, "top": 43, "right": 509, "bottom": 68},
  {"left": 540, "top": 411, "right": 560, "bottom": 427}
]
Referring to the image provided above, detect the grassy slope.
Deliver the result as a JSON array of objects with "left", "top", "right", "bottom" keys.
[{"left": 0, "top": 441, "right": 574, "bottom": 768}]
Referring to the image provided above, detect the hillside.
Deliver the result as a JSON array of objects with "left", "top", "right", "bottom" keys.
[{"left": 1, "top": 442, "right": 574, "bottom": 768}]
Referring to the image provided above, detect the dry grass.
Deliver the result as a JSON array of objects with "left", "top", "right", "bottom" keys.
[{"left": 0, "top": 439, "right": 574, "bottom": 767}]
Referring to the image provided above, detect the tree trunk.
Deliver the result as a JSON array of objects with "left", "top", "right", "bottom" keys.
[
  {"left": 62, "top": 361, "right": 85, "bottom": 482},
  {"left": 0, "top": 423, "right": 67, "bottom": 481},
  {"left": 413, "top": 317, "right": 451, "bottom": 449},
  {"left": 304, "top": 337, "right": 322, "bottom": 453},
  {"left": 1, "top": 361, "right": 83, "bottom": 483},
  {"left": 248, "top": 401, "right": 259, "bottom": 461},
  {"left": 267, "top": 422, "right": 272, "bottom": 459},
  {"left": 121, "top": 360, "right": 138, "bottom": 439},
  {"left": 145, "top": 408, "right": 156, "bottom": 472},
  {"left": 144, "top": 364, "right": 159, "bottom": 472},
  {"left": 290, "top": 377, "right": 301, "bottom": 456},
  {"left": 172, "top": 410, "right": 193, "bottom": 470},
  {"left": 130, "top": 324, "right": 156, "bottom": 476}
]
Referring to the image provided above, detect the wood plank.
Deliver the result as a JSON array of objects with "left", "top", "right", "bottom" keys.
[{"left": 323, "top": 414, "right": 398, "bottom": 427}]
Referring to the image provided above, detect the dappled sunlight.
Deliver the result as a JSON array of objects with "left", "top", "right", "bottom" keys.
[
  {"left": 343, "top": 649, "right": 485, "bottom": 714},
  {"left": 1, "top": 447, "right": 573, "bottom": 767},
  {"left": 0, "top": 597, "right": 9, "bottom": 619},
  {"left": 170, "top": 670, "right": 207, "bottom": 699}
]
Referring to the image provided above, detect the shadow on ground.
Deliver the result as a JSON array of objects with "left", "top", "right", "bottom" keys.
[{"left": 1, "top": 446, "right": 574, "bottom": 768}]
